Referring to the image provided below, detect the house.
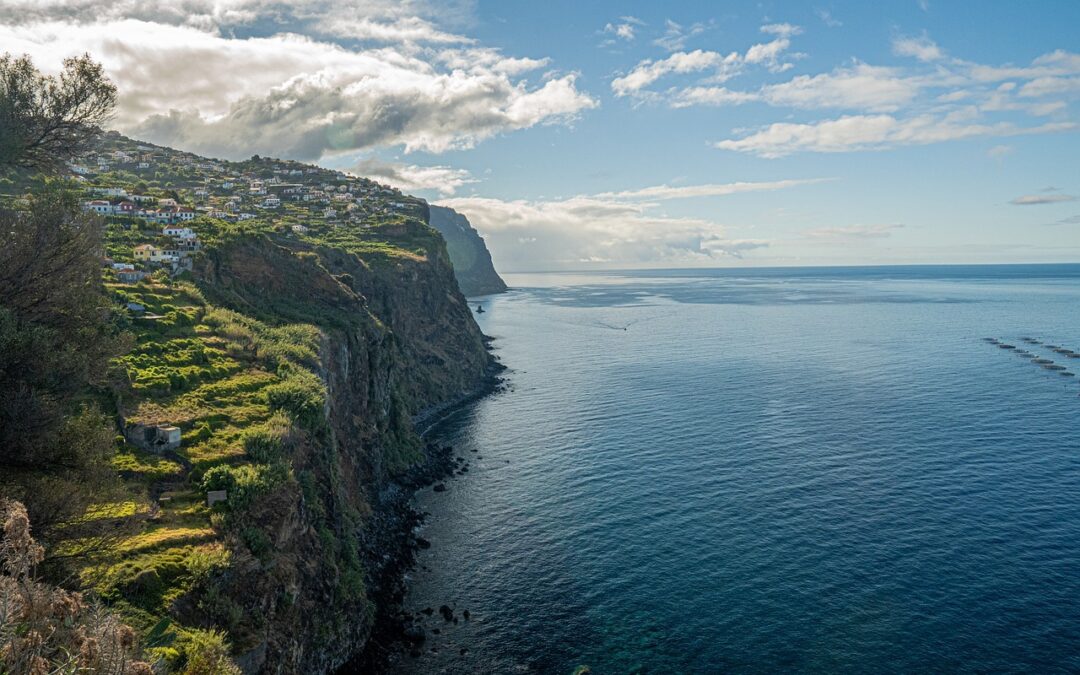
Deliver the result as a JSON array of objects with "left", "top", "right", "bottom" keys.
[
  {"left": 158, "top": 198, "right": 178, "bottom": 208},
  {"left": 85, "top": 200, "right": 113, "bottom": 215},
  {"left": 175, "top": 207, "right": 196, "bottom": 222},
  {"left": 112, "top": 262, "right": 135, "bottom": 271},
  {"left": 126, "top": 302, "right": 145, "bottom": 313},
  {"left": 194, "top": 188, "right": 209, "bottom": 198},
  {"left": 115, "top": 201, "right": 136, "bottom": 215},
  {"left": 136, "top": 162, "right": 150, "bottom": 169},
  {"left": 262, "top": 197, "right": 281, "bottom": 208},
  {"left": 237, "top": 213, "right": 256, "bottom": 221},
  {"left": 291, "top": 224, "right": 309, "bottom": 234},
  {"left": 116, "top": 270, "right": 147, "bottom": 283},
  {"left": 207, "top": 490, "right": 228, "bottom": 507},
  {"left": 323, "top": 207, "right": 337, "bottom": 219},
  {"left": 133, "top": 244, "right": 158, "bottom": 262},
  {"left": 163, "top": 226, "right": 196, "bottom": 240}
]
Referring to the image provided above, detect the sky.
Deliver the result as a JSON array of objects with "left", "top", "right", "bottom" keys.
[{"left": 2, "top": 1, "right": 1079, "bottom": 271}]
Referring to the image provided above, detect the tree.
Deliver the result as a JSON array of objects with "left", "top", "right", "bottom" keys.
[
  {"left": 0, "top": 188, "right": 128, "bottom": 540},
  {"left": 0, "top": 53, "right": 117, "bottom": 174}
]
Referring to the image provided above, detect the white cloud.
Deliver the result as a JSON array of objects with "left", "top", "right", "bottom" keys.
[
  {"left": 595, "top": 178, "right": 830, "bottom": 200},
  {"left": 612, "top": 49, "right": 733, "bottom": 96},
  {"left": 804, "top": 223, "right": 904, "bottom": 240},
  {"left": 653, "top": 19, "right": 707, "bottom": 52},
  {"left": 816, "top": 9, "right": 842, "bottom": 28},
  {"left": 614, "top": 25, "right": 801, "bottom": 98},
  {"left": 987, "top": 144, "right": 1013, "bottom": 158},
  {"left": 760, "top": 64, "right": 919, "bottom": 111},
  {"left": 435, "top": 178, "right": 822, "bottom": 268},
  {"left": 714, "top": 114, "right": 1075, "bottom": 157},
  {"left": 760, "top": 23, "right": 803, "bottom": 38},
  {"left": 1018, "top": 76, "right": 1080, "bottom": 98},
  {"left": 1010, "top": 193, "right": 1077, "bottom": 205},
  {"left": 438, "top": 195, "right": 769, "bottom": 269},
  {"left": 350, "top": 159, "right": 477, "bottom": 196},
  {"left": 892, "top": 34, "right": 944, "bottom": 62},
  {"left": 1, "top": 18, "right": 596, "bottom": 160},
  {"left": 603, "top": 16, "right": 643, "bottom": 42}
]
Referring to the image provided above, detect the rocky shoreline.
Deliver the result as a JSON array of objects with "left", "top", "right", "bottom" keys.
[{"left": 343, "top": 358, "right": 507, "bottom": 672}]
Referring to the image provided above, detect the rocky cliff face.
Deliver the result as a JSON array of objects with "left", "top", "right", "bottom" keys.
[
  {"left": 191, "top": 225, "right": 496, "bottom": 672},
  {"left": 428, "top": 205, "right": 508, "bottom": 297}
]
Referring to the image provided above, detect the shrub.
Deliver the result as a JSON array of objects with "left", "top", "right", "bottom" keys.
[
  {"left": 241, "top": 412, "right": 292, "bottom": 463},
  {"left": 178, "top": 629, "right": 241, "bottom": 675},
  {"left": 264, "top": 369, "right": 325, "bottom": 431}
]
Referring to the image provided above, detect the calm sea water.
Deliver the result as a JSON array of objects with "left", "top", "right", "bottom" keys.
[{"left": 393, "top": 265, "right": 1080, "bottom": 674}]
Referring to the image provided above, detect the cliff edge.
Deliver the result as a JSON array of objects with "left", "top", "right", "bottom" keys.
[{"left": 429, "top": 205, "right": 508, "bottom": 297}]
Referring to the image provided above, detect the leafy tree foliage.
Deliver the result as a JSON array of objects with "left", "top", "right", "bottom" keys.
[{"left": 0, "top": 53, "right": 117, "bottom": 174}]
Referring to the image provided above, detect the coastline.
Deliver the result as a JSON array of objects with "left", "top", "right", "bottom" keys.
[{"left": 343, "top": 348, "right": 507, "bottom": 671}]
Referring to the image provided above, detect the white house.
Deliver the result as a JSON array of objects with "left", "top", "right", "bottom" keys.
[
  {"left": 262, "top": 197, "right": 281, "bottom": 208},
  {"left": 323, "top": 207, "right": 337, "bottom": 219},
  {"left": 158, "top": 198, "right": 178, "bottom": 207},
  {"left": 85, "top": 200, "right": 113, "bottom": 214},
  {"left": 164, "top": 226, "right": 197, "bottom": 240},
  {"left": 291, "top": 224, "right": 309, "bottom": 234},
  {"left": 237, "top": 213, "right": 256, "bottom": 221}
]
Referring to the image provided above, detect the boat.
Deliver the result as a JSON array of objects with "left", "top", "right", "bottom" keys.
[{"left": 476, "top": 304, "right": 485, "bottom": 314}]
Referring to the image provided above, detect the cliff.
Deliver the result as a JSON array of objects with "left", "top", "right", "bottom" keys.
[
  {"left": 428, "top": 205, "right": 508, "bottom": 297},
  {"left": 186, "top": 223, "right": 495, "bottom": 671}
]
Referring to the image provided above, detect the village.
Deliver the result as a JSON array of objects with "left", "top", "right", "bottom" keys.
[{"left": 74, "top": 132, "right": 425, "bottom": 283}]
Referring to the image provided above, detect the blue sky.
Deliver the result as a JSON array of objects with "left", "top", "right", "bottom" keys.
[{"left": 3, "top": 1, "right": 1078, "bottom": 269}]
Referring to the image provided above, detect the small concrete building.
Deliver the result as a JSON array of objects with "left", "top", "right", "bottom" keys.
[{"left": 125, "top": 423, "right": 181, "bottom": 453}]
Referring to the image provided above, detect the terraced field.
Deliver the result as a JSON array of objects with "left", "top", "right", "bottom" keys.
[{"left": 73, "top": 279, "right": 324, "bottom": 659}]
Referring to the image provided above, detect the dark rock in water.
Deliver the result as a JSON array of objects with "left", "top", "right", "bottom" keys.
[
  {"left": 462, "top": 609, "right": 471, "bottom": 620},
  {"left": 460, "top": 648, "right": 469, "bottom": 656},
  {"left": 421, "top": 607, "right": 434, "bottom": 616},
  {"left": 416, "top": 537, "right": 431, "bottom": 550},
  {"left": 403, "top": 625, "right": 426, "bottom": 644},
  {"left": 432, "top": 628, "right": 441, "bottom": 635},
  {"left": 433, "top": 483, "right": 447, "bottom": 492},
  {"left": 439, "top": 605, "right": 454, "bottom": 621}
]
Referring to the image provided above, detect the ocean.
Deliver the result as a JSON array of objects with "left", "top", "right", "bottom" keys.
[{"left": 390, "top": 265, "right": 1080, "bottom": 674}]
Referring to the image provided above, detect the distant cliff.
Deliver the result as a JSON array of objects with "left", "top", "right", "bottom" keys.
[{"left": 429, "top": 205, "right": 508, "bottom": 297}]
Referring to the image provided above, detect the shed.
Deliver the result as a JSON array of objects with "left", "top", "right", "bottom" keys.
[{"left": 206, "top": 490, "right": 228, "bottom": 507}]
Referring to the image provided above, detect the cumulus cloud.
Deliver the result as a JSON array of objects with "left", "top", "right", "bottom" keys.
[
  {"left": 438, "top": 194, "right": 769, "bottom": 269},
  {"left": 714, "top": 114, "right": 1075, "bottom": 157},
  {"left": 1, "top": 17, "right": 596, "bottom": 161},
  {"left": 1010, "top": 193, "right": 1077, "bottom": 205},
  {"left": 0, "top": 0, "right": 479, "bottom": 38},
  {"left": 612, "top": 49, "right": 734, "bottom": 96},
  {"left": 434, "top": 178, "right": 820, "bottom": 268},
  {"left": 350, "top": 159, "right": 477, "bottom": 196},
  {"left": 613, "top": 25, "right": 800, "bottom": 98}
]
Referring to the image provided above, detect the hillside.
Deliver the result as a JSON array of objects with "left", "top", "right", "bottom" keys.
[
  {"left": 0, "top": 134, "right": 499, "bottom": 671},
  {"left": 429, "top": 206, "right": 508, "bottom": 297}
]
